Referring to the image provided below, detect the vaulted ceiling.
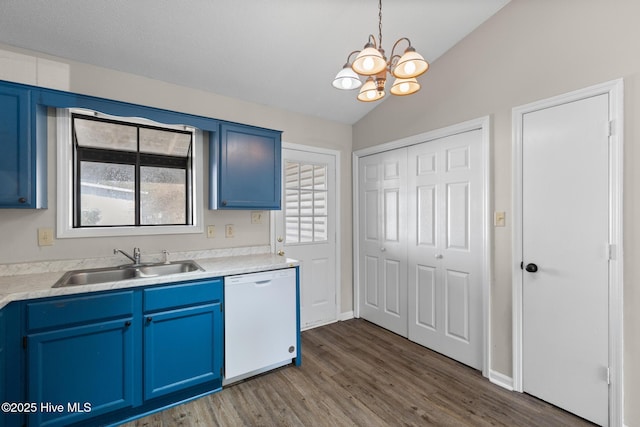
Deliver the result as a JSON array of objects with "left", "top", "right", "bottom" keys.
[{"left": 0, "top": 0, "right": 509, "bottom": 124}]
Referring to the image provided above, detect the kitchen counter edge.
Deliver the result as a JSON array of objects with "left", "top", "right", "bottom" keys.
[{"left": 0, "top": 253, "right": 299, "bottom": 309}]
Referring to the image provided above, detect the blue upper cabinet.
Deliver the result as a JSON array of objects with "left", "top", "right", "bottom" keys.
[
  {"left": 0, "top": 81, "right": 46, "bottom": 208},
  {"left": 211, "top": 122, "right": 282, "bottom": 209}
]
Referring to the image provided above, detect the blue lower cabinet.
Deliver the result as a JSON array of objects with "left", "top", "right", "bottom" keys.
[
  {"left": 24, "top": 291, "right": 138, "bottom": 427},
  {"left": 18, "top": 279, "right": 224, "bottom": 427},
  {"left": 27, "top": 318, "right": 137, "bottom": 427},
  {"left": 144, "top": 302, "right": 222, "bottom": 400},
  {"left": 1, "top": 303, "right": 24, "bottom": 427},
  {"left": 0, "top": 307, "right": 5, "bottom": 427}
]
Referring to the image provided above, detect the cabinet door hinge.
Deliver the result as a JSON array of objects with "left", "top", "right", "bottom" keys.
[{"left": 22, "top": 336, "right": 27, "bottom": 349}]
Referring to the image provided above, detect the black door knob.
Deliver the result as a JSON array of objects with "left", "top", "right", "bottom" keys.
[{"left": 525, "top": 263, "right": 538, "bottom": 273}]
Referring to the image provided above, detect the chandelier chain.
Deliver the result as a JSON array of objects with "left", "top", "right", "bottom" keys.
[{"left": 378, "top": 0, "right": 383, "bottom": 48}]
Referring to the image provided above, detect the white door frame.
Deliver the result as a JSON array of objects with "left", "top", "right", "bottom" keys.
[
  {"left": 353, "top": 116, "right": 492, "bottom": 377},
  {"left": 271, "top": 142, "right": 342, "bottom": 327},
  {"left": 512, "top": 79, "right": 624, "bottom": 426}
]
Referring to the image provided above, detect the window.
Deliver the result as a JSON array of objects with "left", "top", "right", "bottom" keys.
[
  {"left": 284, "top": 161, "right": 328, "bottom": 243},
  {"left": 57, "top": 109, "right": 203, "bottom": 238}
]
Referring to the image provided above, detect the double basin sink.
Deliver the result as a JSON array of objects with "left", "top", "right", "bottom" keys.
[{"left": 53, "top": 260, "right": 204, "bottom": 288}]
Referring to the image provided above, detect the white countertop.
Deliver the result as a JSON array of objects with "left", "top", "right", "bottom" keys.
[{"left": 0, "top": 253, "right": 299, "bottom": 309}]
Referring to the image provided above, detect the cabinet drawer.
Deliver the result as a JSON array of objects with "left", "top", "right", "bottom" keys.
[
  {"left": 143, "top": 279, "right": 222, "bottom": 313},
  {"left": 27, "top": 291, "right": 134, "bottom": 331}
]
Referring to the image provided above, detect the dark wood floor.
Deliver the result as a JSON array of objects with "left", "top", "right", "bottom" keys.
[{"left": 122, "top": 319, "right": 594, "bottom": 426}]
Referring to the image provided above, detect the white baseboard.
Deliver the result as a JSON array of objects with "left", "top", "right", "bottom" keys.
[
  {"left": 300, "top": 311, "right": 355, "bottom": 332},
  {"left": 488, "top": 369, "right": 514, "bottom": 391},
  {"left": 338, "top": 310, "right": 354, "bottom": 321}
]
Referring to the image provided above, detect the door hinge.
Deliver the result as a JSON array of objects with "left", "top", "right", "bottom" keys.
[
  {"left": 608, "top": 244, "right": 616, "bottom": 260},
  {"left": 607, "top": 367, "right": 611, "bottom": 385},
  {"left": 220, "top": 367, "right": 224, "bottom": 377},
  {"left": 608, "top": 120, "right": 615, "bottom": 137},
  {"left": 220, "top": 303, "right": 223, "bottom": 313},
  {"left": 22, "top": 336, "right": 27, "bottom": 349}
]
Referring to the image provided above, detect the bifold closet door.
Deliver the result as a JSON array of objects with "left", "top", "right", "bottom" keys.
[
  {"left": 407, "top": 130, "right": 483, "bottom": 370},
  {"left": 358, "top": 149, "right": 408, "bottom": 337}
]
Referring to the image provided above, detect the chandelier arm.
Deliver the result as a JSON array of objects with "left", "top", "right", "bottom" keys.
[
  {"left": 344, "top": 50, "right": 362, "bottom": 66},
  {"left": 390, "top": 37, "right": 412, "bottom": 58},
  {"left": 368, "top": 34, "right": 378, "bottom": 49}
]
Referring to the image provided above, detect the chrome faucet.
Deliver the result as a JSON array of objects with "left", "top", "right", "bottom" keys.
[{"left": 114, "top": 247, "right": 141, "bottom": 265}]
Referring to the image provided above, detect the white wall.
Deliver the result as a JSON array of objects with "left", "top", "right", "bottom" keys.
[
  {"left": 353, "top": 0, "right": 640, "bottom": 424},
  {"left": 0, "top": 43, "right": 353, "bottom": 314}
]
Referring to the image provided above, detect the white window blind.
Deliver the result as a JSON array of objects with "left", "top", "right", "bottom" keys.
[{"left": 285, "top": 161, "right": 328, "bottom": 244}]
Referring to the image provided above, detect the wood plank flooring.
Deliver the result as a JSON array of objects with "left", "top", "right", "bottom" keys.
[{"left": 121, "top": 319, "right": 594, "bottom": 426}]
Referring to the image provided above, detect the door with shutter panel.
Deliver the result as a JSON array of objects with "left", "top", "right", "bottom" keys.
[{"left": 274, "top": 148, "right": 337, "bottom": 329}]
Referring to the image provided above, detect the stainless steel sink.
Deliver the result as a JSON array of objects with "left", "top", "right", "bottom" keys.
[{"left": 53, "top": 260, "right": 204, "bottom": 288}]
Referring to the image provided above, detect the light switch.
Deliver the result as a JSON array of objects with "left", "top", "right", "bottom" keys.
[
  {"left": 207, "top": 225, "right": 216, "bottom": 238},
  {"left": 251, "top": 211, "right": 264, "bottom": 224},
  {"left": 38, "top": 227, "right": 54, "bottom": 246},
  {"left": 225, "top": 224, "right": 235, "bottom": 238},
  {"left": 494, "top": 211, "right": 506, "bottom": 227}
]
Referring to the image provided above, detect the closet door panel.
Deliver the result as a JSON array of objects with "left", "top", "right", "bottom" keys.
[
  {"left": 358, "top": 150, "right": 408, "bottom": 337},
  {"left": 408, "top": 129, "right": 483, "bottom": 370}
]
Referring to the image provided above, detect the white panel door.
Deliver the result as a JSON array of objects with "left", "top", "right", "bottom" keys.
[
  {"left": 358, "top": 149, "right": 408, "bottom": 336},
  {"left": 407, "top": 130, "right": 483, "bottom": 370},
  {"left": 522, "top": 94, "right": 609, "bottom": 425},
  {"left": 274, "top": 148, "right": 337, "bottom": 330}
]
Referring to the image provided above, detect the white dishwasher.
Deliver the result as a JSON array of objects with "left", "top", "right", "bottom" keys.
[{"left": 224, "top": 268, "right": 297, "bottom": 384}]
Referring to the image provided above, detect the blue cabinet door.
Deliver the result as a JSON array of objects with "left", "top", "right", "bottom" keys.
[
  {"left": 143, "top": 302, "right": 222, "bottom": 400},
  {"left": 0, "top": 306, "right": 5, "bottom": 427},
  {"left": 214, "top": 123, "right": 282, "bottom": 209},
  {"left": 0, "top": 84, "right": 31, "bottom": 207},
  {"left": 1, "top": 303, "right": 25, "bottom": 427},
  {"left": 27, "top": 318, "right": 137, "bottom": 427}
]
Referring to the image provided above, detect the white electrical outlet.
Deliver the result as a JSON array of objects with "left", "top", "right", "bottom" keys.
[
  {"left": 225, "top": 224, "right": 235, "bottom": 238},
  {"left": 38, "top": 228, "right": 54, "bottom": 246},
  {"left": 207, "top": 225, "right": 216, "bottom": 238}
]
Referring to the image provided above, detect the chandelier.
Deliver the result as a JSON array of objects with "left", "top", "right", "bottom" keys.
[{"left": 332, "top": 0, "right": 429, "bottom": 102}]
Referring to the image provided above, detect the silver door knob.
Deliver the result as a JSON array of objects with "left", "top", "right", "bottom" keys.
[
  {"left": 277, "top": 236, "right": 283, "bottom": 243},
  {"left": 277, "top": 250, "right": 285, "bottom": 256},
  {"left": 435, "top": 254, "right": 443, "bottom": 259}
]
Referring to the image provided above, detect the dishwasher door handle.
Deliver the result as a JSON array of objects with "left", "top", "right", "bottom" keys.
[{"left": 255, "top": 280, "right": 272, "bottom": 287}]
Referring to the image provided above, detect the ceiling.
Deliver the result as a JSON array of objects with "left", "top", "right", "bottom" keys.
[{"left": 0, "top": 0, "right": 509, "bottom": 125}]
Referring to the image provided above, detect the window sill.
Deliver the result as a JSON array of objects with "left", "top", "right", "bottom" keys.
[{"left": 56, "top": 224, "right": 204, "bottom": 239}]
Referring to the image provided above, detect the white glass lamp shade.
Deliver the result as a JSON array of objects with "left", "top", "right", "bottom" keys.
[
  {"left": 392, "top": 48, "right": 429, "bottom": 79},
  {"left": 390, "top": 77, "right": 420, "bottom": 96},
  {"left": 357, "top": 77, "right": 385, "bottom": 102},
  {"left": 332, "top": 66, "right": 362, "bottom": 90},
  {"left": 352, "top": 47, "right": 387, "bottom": 76}
]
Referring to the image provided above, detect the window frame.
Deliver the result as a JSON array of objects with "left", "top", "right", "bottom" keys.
[{"left": 57, "top": 108, "right": 204, "bottom": 238}]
